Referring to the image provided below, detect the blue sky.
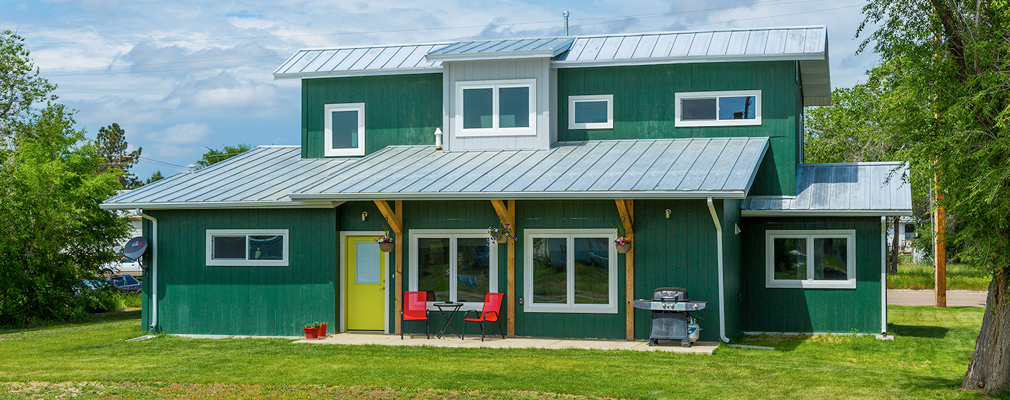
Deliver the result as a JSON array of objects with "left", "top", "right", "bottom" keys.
[{"left": 3, "top": 0, "right": 877, "bottom": 181}]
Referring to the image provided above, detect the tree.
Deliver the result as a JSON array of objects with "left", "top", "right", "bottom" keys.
[
  {"left": 194, "top": 143, "right": 251, "bottom": 169},
  {"left": 95, "top": 123, "right": 142, "bottom": 189},
  {"left": 1, "top": 30, "right": 56, "bottom": 147},
  {"left": 145, "top": 170, "right": 164, "bottom": 184},
  {"left": 860, "top": 0, "right": 1010, "bottom": 393}
]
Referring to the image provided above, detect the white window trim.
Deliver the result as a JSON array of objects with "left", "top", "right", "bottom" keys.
[
  {"left": 323, "top": 103, "right": 365, "bottom": 157},
  {"left": 206, "top": 229, "right": 289, "bottom": 267},
  {"left": 455, "top": 79, "right": 537, "bottom": 137},
  {"left": 408, "top": 229, "right": 499, "bottom": 311},
  {"left": 568, "top": 94, "right": 614, "bottom": 130},
  {"left": 675, "top": 90, "right": 762, "bottom": 127},
  {"left": 765, "top": 229, "right": 856, "bottom": 289},
  {"left": 523, "top": 229, "right": 618, "bottom": 314}
]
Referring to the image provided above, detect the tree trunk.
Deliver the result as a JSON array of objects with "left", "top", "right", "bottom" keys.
[
  {"left": 889, "top": 217, "right": 900, "bottom": 275},
  {"left": 962, "top": 268, "right": 1010, "bottom": 393}
]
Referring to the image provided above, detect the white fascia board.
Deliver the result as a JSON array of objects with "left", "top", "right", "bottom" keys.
[
  {"left": 427, "top": 49, "right": 559, "bottom": 62},
  {"left": 100, "top": 201, "right": 342, "bottom": 210},
  {"left": 288, "top": 190, "right": 747, "bottom": 201},
  {"left": 273, "top": 67, "right": 443, "bottom": 80},
  {"left": 741, "top": 209, "right": 914, "bottom": 217},
  {"left": 552, "top": 53, "right": 825, "bottom": 69}
]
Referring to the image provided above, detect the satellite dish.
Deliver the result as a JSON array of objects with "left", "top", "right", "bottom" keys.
[{"left": 123, "top": 236, "right": 148, "bottom": 260}]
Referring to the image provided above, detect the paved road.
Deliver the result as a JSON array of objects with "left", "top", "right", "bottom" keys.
[{"left": 888, "top": 290, "right": 987, "bottom": 307}]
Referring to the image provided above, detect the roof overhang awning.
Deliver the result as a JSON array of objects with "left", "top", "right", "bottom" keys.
[
  {"left": 740, "top": 162, "right": 913, "bottom": 216},
  {"left": 426, "top": 37, "right": 575, "bottom": 62}
]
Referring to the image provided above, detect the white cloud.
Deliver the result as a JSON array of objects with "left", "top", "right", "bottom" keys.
[
  {"left": 163, "top": 72, "right": 281, "bottom": 113},
  {"left": 148, "top": 122, "right": 212, "bottom": 144}
]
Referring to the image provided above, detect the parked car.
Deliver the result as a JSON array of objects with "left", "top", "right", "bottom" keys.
[
  {"left": 108, "top": 274, "right": 142, "bottom": 293},
  {"left": 103, "top": 256, "right": 142, "bottom": 277}
]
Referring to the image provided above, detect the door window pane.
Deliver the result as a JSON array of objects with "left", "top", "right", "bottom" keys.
[
  {"left": 718, "top": 96, "right": 756, "bottom": 120},
  {"left": 249, "top": 235, "right": 284, "bottom": 260},
  {"left": 212, "top": 236, "right": 245, "bottom": 259},
  {"left": 532, "top": 237, "right": 567, "bottom": 304},
  {"left": 814, "top": 238, "right": 848, "bottom": 280},
  {"left": 355, "top": 242, "right": 381, "bottom": 284},
  {"left": 574, "top": 237, "right": 609, "bottom": 304},
  {"left": 417, "top": 238, "right": 450, "bottom": 301},
  {"left": 681, "top": 98, "right": 716, "bottom": 120},
  {"left": 498, "top": 86, "right": 530, "bottom": 128},
  {"left": 330, "top": 110, "right": 359, "bottom": 149},
  {"left": 773, "top": 238, "right": 806, "bottom": 280},
  {"left": 456, "top": 238, "right": 490, "bottom": 302},
  {"left": 463, "top": 88, "right": 493, "bottom": 129},
  {"left": 573, "top": 101, "right": 608, "bottom": 124}
]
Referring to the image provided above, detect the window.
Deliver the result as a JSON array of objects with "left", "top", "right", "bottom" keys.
[
  {"left": 765, "top": 230, "right": 856, "bottom": 289},
  {"left": 568, "top": 95, "right": 614, "bottom": 129},
  {"left": 206, "top": 229, "right": 289, "bottom": 266},
  {"left": 324, "top": 103, "right": 365, "bottom": 156},
  {"left": 409, "top": 230, "right": 498, "bottom": 307},
  {"left": 456, "top": 79, "right": 536, "bottom": 137},
  {"left": 524, "top": 229, "right": 618, "bottom": 313},
  {"left": 675, "top": 90, "right": 761, "bottom": 127}
]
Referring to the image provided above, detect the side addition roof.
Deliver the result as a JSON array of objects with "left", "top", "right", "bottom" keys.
[
  {"left": 289, "top": 137, "right": 769, "bottom": 201},
  {"left": 100, "top": 146, "right": 354, "bottom": 210},
  {"left": 740, "top": 163, "right": 912, "bottom": 216}
]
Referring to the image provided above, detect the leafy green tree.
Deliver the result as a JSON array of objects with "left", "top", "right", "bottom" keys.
[
  {"left": 0, "top": 30, "right": 55, "bottom": 146},
  {"left": 860, "top": 0, "right": 1010, "bottom": 392},
  {"left": 194, "top": 143, "right": 251, "bottom": 169},
  {"left": 96, "top": 123, "right": 142, "bottom": 188},
  {"left": 145, "top": 170, "right": 164, "bottom": 184},
  {"left": 803, "top": 81, "right": 898, "bottom": 164}
]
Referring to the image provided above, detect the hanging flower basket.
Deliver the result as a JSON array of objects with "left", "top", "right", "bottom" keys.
[
  {"left": 615, "top": 236, "right": 632, "bottom": 254},
  {"left": 489, "top": 225, "right": 515, "bottom": 244},
  {"left": 376, "top": 234, "right": 394, "bottom": 252}
]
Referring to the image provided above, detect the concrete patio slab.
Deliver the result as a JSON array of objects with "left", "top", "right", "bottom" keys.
[{"left": 295, "top": 332, "right": 716, "bottom": 354}]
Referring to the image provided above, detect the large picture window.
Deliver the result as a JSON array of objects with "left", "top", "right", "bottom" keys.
[
  {"left": 675, "top": 90, "right": 761, "bottom": 127},
  {"left": 765, "top": 230, "right": 856, "bottom": 289},
  {"left": 524, "top": 229, "right": 618, "bottom": 313},
  {"left": 410, "top": 230, "right": 498, "bottom": 308},
  {"left": 324, "top": 103, "right": 365, "bottom": 156},
  {"left": 206, "top": 229, "right": 289, "bottom": 266},
  {"left": 455, "top": 79, "right": 536, "bottom": 137}
]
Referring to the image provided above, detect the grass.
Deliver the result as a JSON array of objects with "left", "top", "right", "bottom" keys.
[
  {"left": 0, "top": 307, "right": 1000, "bottom": 399},
  {"left": 888, "top": 256, "right": 990, "bottom": 290}
]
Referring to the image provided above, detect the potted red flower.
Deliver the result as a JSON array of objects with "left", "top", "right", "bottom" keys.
[
  {"left": 303, "top": 322, "right": 321, "bottom": 339},
  {"left": 615, "top": 236, "right": 632, "bottom": 254},
  {"left": 318, "top": 322, "right": 328, "bottom": 337}
]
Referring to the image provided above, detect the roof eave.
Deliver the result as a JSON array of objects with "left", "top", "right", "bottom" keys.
[
  {"left": 273, "top": 67, "right": 443, "bottom": 80},
  {"left": 552, "top": 52, "right": 825, "bottom": 68},
  {"left": 426, "top": 49, "right": 561, "bottom": 62},
  {"left": 288, "top": 191, "right": 748, "bottom": 201},
  {"left": 100, "top": 200, "right": 342, "bottom": 210},
  {"left": 741, "top": 209, "right": 914, "bottom": 217}
]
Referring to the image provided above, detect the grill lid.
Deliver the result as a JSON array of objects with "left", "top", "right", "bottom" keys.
[{"left": 653, "top": 287, "right": 688, "bottom": 301}]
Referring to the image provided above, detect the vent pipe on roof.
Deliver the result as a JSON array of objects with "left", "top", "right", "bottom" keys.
[{"left": 563, "top": 11, "right": 570, "bottom": 36}]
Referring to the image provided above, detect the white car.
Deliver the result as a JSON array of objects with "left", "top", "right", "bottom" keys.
[{"left": 105, "top": 256, "right": 143, "bottom": 277}]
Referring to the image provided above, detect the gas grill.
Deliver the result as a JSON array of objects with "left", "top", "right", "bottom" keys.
[{"left": 632, "top": 287, "right": 707, "bottom": 347}]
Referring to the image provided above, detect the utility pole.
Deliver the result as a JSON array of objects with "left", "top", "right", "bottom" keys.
[{"left": 932, "top": 24, "right": 947, "bottom": 308}]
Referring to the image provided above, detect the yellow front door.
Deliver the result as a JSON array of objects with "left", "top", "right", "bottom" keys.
[{"left": 345, "top": 236, "right": 386, "bottom": 331}]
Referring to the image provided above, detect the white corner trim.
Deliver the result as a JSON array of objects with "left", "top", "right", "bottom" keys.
[
  {"left": 675, "top": 90, "right": 762, "bottom": 128},
  {"left": 568, "top": 94, "right": 614, "bottom": 130},
  {"left": 206, "top": 229, "right": 290, "bottom": 267},
  {"left": 522, "top": 229, "right": 619, "bottom": 314},
  {"left": 324, "top": 103, "right": 366, "bottom": 157},
  {"left": 880, "top": 217, "right": 888, "bottom": 335},
  {"left": 764, "top": 229, "right": 857, "bottom": 290}
]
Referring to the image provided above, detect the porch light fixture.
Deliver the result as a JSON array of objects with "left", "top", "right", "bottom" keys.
[
  {"left": 361, "top": 211, "right": 368, "bottom": 221},
  {"left": 665, "top": 209, "right": 672, "bottom": 219},
  {"left": 434, "top": 128, "right": 443, "bottom": 150}
]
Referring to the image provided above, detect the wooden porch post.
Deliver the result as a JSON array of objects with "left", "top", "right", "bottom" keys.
[
  {"left": 373, "top": 200, "right": 404, "bottom": 334},
  {"left": 491, "top": 199, "right": 516, "bottom": 337},
  {"left": 615, "top": 199, "right": 634, "bottom": 341}
]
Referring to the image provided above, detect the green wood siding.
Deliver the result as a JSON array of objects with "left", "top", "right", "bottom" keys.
[
  {"left": 557, "top": 62, "right": 800, "bottom": 196},
  {"left": 142, "top": 209, "right": 337, "bottom": 336},
  {"left": 739, "top": 217, "right": 883, "bottom": 334},
  {"left": 301, "top": 74, "right": 442, "bottom": 158},
  {"left": 721, "top": 199, "right": 743, "bottom": 339}
]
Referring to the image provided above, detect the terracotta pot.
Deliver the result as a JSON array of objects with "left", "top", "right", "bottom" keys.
[
  {"left": 319, "top": 323, "right": 327, "bottom": 337},
  {"left": 303, "top": 327, "right": 319, "bottom": 339},
  {"left": 379, "top": 242, "right": 394, "bottom": 252},
  {"left": 616, "top": 242, "right": 632, "bottom": 254},
  {"left": 495, "top": 236, "right": 508, "bottom": 244}
]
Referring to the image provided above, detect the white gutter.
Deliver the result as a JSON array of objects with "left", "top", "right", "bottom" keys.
[
  {"left": 706, "top": 197, "right": 730, "bottom": 343},
  {"left": 135, "top": 209, "right": 158, "bottom": 331},
  {"left": 880, "top": 217, "right": 888, "bottom": 335}
]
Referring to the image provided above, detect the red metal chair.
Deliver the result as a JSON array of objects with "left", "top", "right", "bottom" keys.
[
  {"left": 401, "top": 291, "right": 429, "bottom": 339},
  {"left": 462, "top": 292, "right": 505, "bottom": 341}
]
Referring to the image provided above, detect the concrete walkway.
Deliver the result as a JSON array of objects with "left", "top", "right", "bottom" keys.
[
  {"left": 888, "top": 289, "right": 987, "bottom": 307},
  {"left": 295, "top": 332, "right": 717, "bottom": 354}
]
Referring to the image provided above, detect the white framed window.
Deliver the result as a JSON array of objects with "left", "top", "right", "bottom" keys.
[
  {"left": 455, "top": 79, "right": 536, "bottom": 137},
  {"left": 409, "top": 230, "right": 498, "bottom": 309},
  {"left": 324, "top": 103, "right": 365, "bottom": 156},
  {"left": 675, "top": 90, "right": 761, "bottom": 127},
  {"left": 523, "top": 229, "right": 618, "bottom": 314},
  {"left": 206, "top": 229, "right": 289, "bottom": 267},
  {"left": 568, "top": 94, "right": 614, "bottom": 129},
  {"left": 765, "top": 230, "right": 856, "bottom": 289}
]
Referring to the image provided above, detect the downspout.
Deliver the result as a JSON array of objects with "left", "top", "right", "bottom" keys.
[
  {"left": 706, "top": 198, "right": 730, "bottom": 343},
  {"left": 136, "top": 209, "right": 158, "bottom": 331},
  {"left": 880, "top": 217, "right": 888, "bottom": 335}
]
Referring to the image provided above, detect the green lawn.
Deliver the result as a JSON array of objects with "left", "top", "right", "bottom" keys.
[
  {"left": 889, "top": 256, "right": 990, "bottom": 290},
  {"left": 0, "top": 307, "right": 999, "bottom": 399}
]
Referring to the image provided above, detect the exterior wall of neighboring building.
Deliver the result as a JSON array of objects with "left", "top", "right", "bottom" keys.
[
  {"left": 301, "top": 73, "right": 443, "bottom": 159},
  {"left": 555, "top": 61, "right": 800, "bottom": 196},
  {"left": 738, "top": 216, "right": 884, "bottom": 334}
]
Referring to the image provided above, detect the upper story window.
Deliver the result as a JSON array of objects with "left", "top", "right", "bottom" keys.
[
  {"left": 456, "top": 79, "right": 536, "bottom": 137},
  {"left": 206, "top": 229, "right": 289, "bottom": 267},
  {"left": 568, "top": 95, "right": 613, "bottom": 130},
  {"left": 324, "top": 103, "right": 365, "bottom": 156},
  {"left": 765, "top": 230, "right": 856, "bottom": 289},
  {"left": 675, "top": 90, "right": 761, "bottom": 127}
]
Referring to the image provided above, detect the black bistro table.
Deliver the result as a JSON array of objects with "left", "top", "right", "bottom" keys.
[{"left": 432, "top": 301, "right": 464, "bottom": 339}]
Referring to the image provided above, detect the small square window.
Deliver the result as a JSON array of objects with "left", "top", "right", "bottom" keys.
[
  {"left": 675, "top": 91, "right": 761, "bottom": 127},
  {"left": 324, "top": 103, "right": 365, "bottom": 156},
  {"left": 568, "top": 95, "right": 614, "bottom": 129},
  {"left": 766, "top": 230, "right": 855, "bottom": 289}
]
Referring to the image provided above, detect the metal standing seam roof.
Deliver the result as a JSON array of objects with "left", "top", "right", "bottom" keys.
[
  {"left": 740, "top": 163, "right": 913, "bottom": 216},
  {"left": 288, "top": 137, "right": 770, "bottom": 201},
  {"left": 100, "top": 146, "right": 355, "bottom": 210},
  {"left": 425, "top": 37, "right": 575, "bottom": 62},
  {"left": 273, "top": 43, "right": 448, "bottom": 79}
]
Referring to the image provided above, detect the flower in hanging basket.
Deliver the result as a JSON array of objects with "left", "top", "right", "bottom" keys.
[
  {"left": 615, "top": 236, "right": 631, "bottom": 245},
  {"left": 489, "top": 224, "right": 516, "bottom": 243},
  {"left": 375, "top": 234, "right": 394, "bottom": 243},
  {"left": 615, "top": 236, "right": 632, "bottom": 253}
]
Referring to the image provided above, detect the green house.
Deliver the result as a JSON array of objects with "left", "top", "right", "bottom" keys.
[{"left": 102, "top": 26, "right": 912, "bottom": 342}]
